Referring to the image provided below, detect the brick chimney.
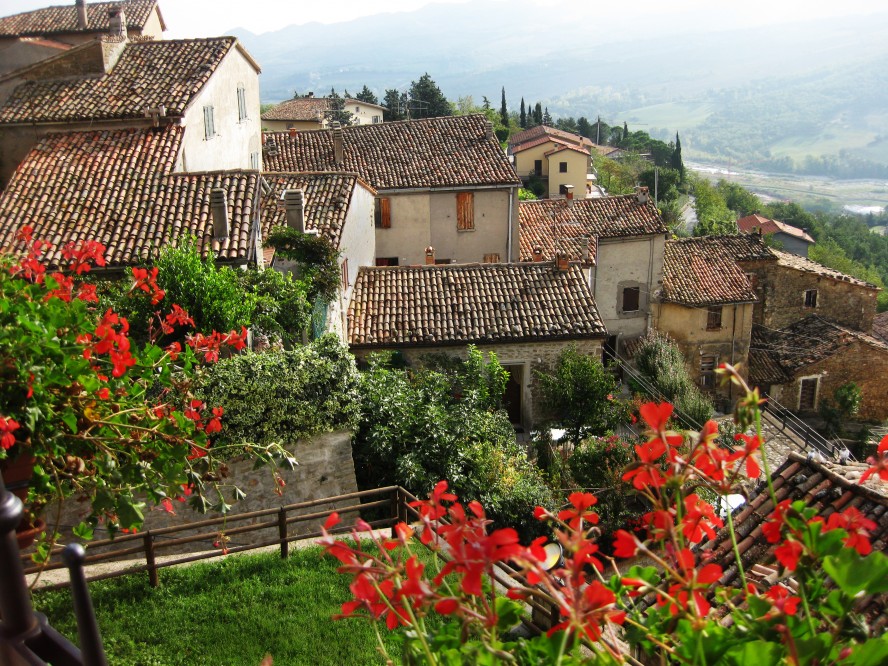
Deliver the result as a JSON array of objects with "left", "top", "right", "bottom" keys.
[
  {"left": 108, "top": 6, "right": 126, "bottom": 38},
  {"left": 76, "top": 0, "right": 88, "bottom": 29},
  {"left": 555, "top": 253, "right": 570, "bottom": 272},
  {"left": 425, "top": 246, "right": 435, "bottom": 265},
  {"left": 485, "top": 121, "right": 494, "bottom": 141},
  {"left": 288, "top": 127, "right": 297, "bottom": 139},
  {"left": 330, "top": 121, "right": 344, "bottom": 167},
  {"left": 284, "top": 189, "right": 305, "bottom": 233},
  {"left": 564, "top": 185, "right": 574, "bottom": 205},
  {"left": 532, "top": 246, "right": 543, "bottom": 262},
  {"left": 635, "top": 186, "right": 650, "bottom": 204},
  {"left": 210, "top": 188, "right": 229, "bottom": 240}
]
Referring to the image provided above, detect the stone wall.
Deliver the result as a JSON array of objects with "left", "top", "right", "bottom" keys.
[{"left": 44, "top": 430, "right": 360, "bottom": 556}]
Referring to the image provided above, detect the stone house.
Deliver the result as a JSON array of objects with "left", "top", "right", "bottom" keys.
[
  {"left": 259, "top": 172, "right": 378, "bottom": 340},
  {"left": 261, "top": 94, "right": 386, "bottom": 131},
  {"left": 509, "top": 125, "right": 594, "bottom": 198},
  {"left": 518, "top": 189, "right": 668, "bottom": 359},
  {"left": 737, "top": 213, "right": 815, "bottom": 257},
  {"left": 0, "top": 34, "right": 262, "bottom": 187},
  {"left": 654, "top": 235, "right": 759, "bottom": 404},
  {"left": 346, "top": 262, "right": 607, "bottom": 428},
  {"left": 739, "top": 247, "right": 879, "bottom": 333},
  {"left": 0, "top": 0, "right": 166, "bottom": 75},
  {"left": 0, "top": 126, "right": 264, "bottom": 268},
  {"left": 750, "top": 316, "right": 888, "bottom": 421},
  {"left": 263, "top": 114, "right": 522, "bottom": 266}
]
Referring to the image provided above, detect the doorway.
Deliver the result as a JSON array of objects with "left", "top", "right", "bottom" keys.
[{"left": 502, "top": 364, "right": 524, "bottom": 426}]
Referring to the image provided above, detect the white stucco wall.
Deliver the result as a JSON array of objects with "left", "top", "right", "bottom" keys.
[
  {"left": 345, "top": 100, "right": 385, "bottom": 125},
  {"left": 180, "top": 45, "right": 261, "bottom": 173}
]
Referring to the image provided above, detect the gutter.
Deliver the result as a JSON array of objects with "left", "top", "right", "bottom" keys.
[{"left": 379, "top": 183, "right": 521, "bottom": 195}]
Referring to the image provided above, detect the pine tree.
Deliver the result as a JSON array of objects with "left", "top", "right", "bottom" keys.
[
  {"left": 577, "top": 116, "right": 592, "bottom": 139},
  {"left": 482, "top": 96, "right": 491, "bottom": 111},
  {"left": 383, "top": 88, "right": 406, "bottom": 121},
  {"left": 355, "top": 85, "right": 379, "bottom": 105},
  {"left": 325, "top": 88, "right": 354, "bottom": 126},
  {"left": 534, "top": 102, "right": 543, "bottom": 125},
  {"left": 500, "top": 87, "right": 509, "bottom": 128},
  {"left": 671, "top": 132, "right": 685, "bottom": 181},
  {"left": 408, "top": 73, "right": 452, "bottom": 119},
  {"left": 542, "top": 107, "right": 552, "bottom": 125},
  {"left": 520, "top": 98, "right": 527, "bottom": 129}
]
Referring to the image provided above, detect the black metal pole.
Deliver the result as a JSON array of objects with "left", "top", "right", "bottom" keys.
[
  {"left": 62, "top": 544, "right": 108, "bottom": 666},
  {"left": 0, "top": 476, "right": 38, "bottom": 635}
]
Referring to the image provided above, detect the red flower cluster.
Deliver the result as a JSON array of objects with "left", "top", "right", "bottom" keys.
[
  {"left": 0, "top": 416, "right": 20, "bottom": 450},
  {"left": 860, "top": 435, "right": 888, "bottom": 484},
  {"left": 131, "top": 266, "right": 165, "bottom": 305},
  {"left": 186, "top": 327, "right": 248, "bottom": 363},
  {"left": 80, "top": 309, "right": 137, "bottom": 378}
]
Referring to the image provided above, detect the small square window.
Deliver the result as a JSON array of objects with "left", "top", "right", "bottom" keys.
[
  {"left": 706, "top": 305, "right": 723, "bottom": 330},
  {"left": 700, "top": 355, "right": 718, "bottom": 388},
  {"left": 559, "top": 161, "right": 568, "bottom": 173},
  {"left": 804, "top": 289, "right": 817, "bottom": 308},
  {"left": 622, "top": 286, "right": 640, "bottom": 313}
]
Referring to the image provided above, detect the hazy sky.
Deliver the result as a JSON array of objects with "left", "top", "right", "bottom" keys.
[{"left": 1, "top": 0, "right": 885, "bottom": 38}]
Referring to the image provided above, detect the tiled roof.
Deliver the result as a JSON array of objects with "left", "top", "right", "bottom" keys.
[
  {"left": 751, "top": 316, "right": 888, "bottom": 374},
  {"left": 770, "top": 248, "right": 878, "bottom": 289},
  {"left": 543, "top": 143, "right": 590, "bottom": 158},
  {"left": 347, "top": 262, "right": 607, "bottom": 347},
  {"left": 737, "top": 213, "right": 815, "bottom": 244},
  {"left": 509, "top": 125, "right": 592, "bottom": 151},
  {"left": 873, "top": 311, "right": 888, "bottom": 343},
  {"left": 0, "top": 127, "right": 260, "bottom": 266},
  {"left": 661, "top": 236, "right": 760, "bottom": 306},
  {"left": 0, "top": 0, "right": 160, "bottom": 37},
  {"left": 702, "top": 452, "right": 887, "bottom": 632},
  {"left": 748, "top": 348, "right": 791, "bottom": 387},
  {"left": 260, "top": 172, "right": 373, "bottom": 250},
  {"left": 0, "top": 37, "right": 242, "bottom": 123},
  {"left": 263, "top": 114, "right": 521, "bottom": 190},
  {"left": 518, "top": 196, "right": 667, "bottom": 262},
  {"left": 261, "top": 97, "right": 384, "bottom": 122}
]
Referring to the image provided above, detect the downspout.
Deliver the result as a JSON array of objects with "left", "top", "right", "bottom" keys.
[
  {"left": 730, "top": 305, "right": 738, "bottom": 403},
  {"left": 507, "top": 187, "right": 514, "bottom": 262},
  {"left": 646, "top": 235, "right": 655, "bottom": 333}
]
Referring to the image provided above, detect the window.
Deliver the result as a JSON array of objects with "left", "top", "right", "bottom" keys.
[
  {"left": 804, "top": 289, "right": 818, "bottom": 308},
  {"left": 533, "top": 159, "right": 542, "bottom": 176},
  {"left": 340, "top": 259, "right": 349, "bottom": 291},
  {"left": 372, "top": 115, "right": 381, "bottom": 123},
  {"left": 559, "top": 161, "right": 568, "bottom": 173},
  {"left": 434, "top": 258, "right": 452, "bottom": 265},
  {"left": 745, "top": 272, "right": 758, "bottom": 290},
  {"left": 483, "top": 253, "right": 501, "bottom": 263},
  {"left": 706, "top": 305, "right": 723, "bottom": 330},
  {"left": 622, "top": 286, "right": 640, "bottom": 313},
  {"left": 799, "top": 377, "right": 819, "bottom": 410},
  {"left": 203, "top": 105, "right": 215, "bottom": 139},
  {"left": 456, "top": 192, "right": 474, "bottom": 231},
  {"left": 355, "top": 106, "right": 360, "bottom": 113},
  {"left": 374, "top": 197, "right": 391, "bottom": 228},
  {"left": 375, "top": 257, "right": 399, "bottom": 266},
  {"left": 700, "top": 355, "right": 718, "bottom": 388},
  {"left": 250, "top": 152, "right": 260, "bottom": 170},
  {"left": 237, "top": 86, "right": 248, "bottom": 122}
]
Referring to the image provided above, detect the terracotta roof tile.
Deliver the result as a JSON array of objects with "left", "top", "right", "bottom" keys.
[
  {"left": 518, "top": 196, "right": 667, "bottom": 262},
  {"left": 702, "top": 452, "right": 887, "bottom": 631},
  {"left": 261, "top": 97, "right": 383, "bottom": 122},
  {"left": 347, "top": 262, "right": 607, "bottom": 347},
  {"left": 0, "top": 0, "right": 159, "bottom": 37},
  {"left": 661, "top": 236, "right": 761, "bottom": 306},
  {"left": 751, "top": 316, "right": 888, "bottom": 374},
  {"left": 509, "top": 125, "right": 593, "bottom": 150},
  {"left": 737, "top": 213, "right": 815, "bottom": 243},
  {"left": 262, "top": 114, "right": 521, "bottom": 190},
  {"left": 0, "top": 127, "right": 259, "bottom": 266},
  {"left": 0, "top": 37, "right": 238, "bottom": 123},
  {"left": 873, "top": 311, "right": 888, "bottom": 343},
  {"left": 769, "top": 248, "right": 878, "bottom": 289},
  {"left": 260, "top": 172, "right": 372, "bottom": 250},
  {"left": 748, "top": 348, "right": 791, "bottom": 387}
]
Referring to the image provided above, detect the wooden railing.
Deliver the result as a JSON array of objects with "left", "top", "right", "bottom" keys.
[{"left": 24, "top": 486, "right": 412, "bottom": 591}]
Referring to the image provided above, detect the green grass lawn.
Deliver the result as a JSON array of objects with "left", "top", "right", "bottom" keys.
[{"left": 34, "top": 545, "right": 420, "bottom": 666}]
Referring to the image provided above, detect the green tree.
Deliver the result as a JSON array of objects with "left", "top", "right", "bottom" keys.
[
  {"left": 383, "top": 88, "right": 406, "bottom": 121},
  {"left": 671, "top": 132, "right": 685, "bottom": 181},
  {"left": 693, "top": 179, "right": 738, "bottom": 236},
  {"left": 499, "top": 87, "right": 509, "bottom": 128},
  {"left": 623, "top": 121, "right": 629, "bottom": 141},
  {"left": 716, "top": 179, "right": 761, "bottom": 216},
  {"left": 325, "top": 88, "right": 354, "bottom": 126},
  {"left": 354, "top": 85, "right": 378, "bottom": 105},
  {"left": 576, "top": 116, "right": 593, "bottom": 139},
  {"left": 533, "top": 102, "right": 543, "bottom": 125},
  {"left": 519, "top": 98, "right": 527, "bottom": 129},
  {"left": 542, "top": 106, "right": 552, "bottom": 125},
  {"left": 535, "top": 347, "right": 627, "bottom": 450},
  {"left": 408, "top": 73, "right": 451, "bottom": 119}
]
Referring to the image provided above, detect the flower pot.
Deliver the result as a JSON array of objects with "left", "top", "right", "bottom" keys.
[
  {"left": 16, "top": 516, "right": 45, "bottom": 550},
  {"left": 1, "top": 453, "right": 36, "bottom": 501}
]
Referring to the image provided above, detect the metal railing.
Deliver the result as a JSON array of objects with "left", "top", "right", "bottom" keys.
[{"left": 762, "top": 393, "right": 853, "bottom": 462}]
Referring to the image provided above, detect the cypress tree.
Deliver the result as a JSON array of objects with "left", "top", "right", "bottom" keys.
[
  {"left": 520, "top": 98, "right": 527, "bottom": 129},
  {"left": 542, "top": 106, "right": 552, "bottom": 126},
  {"left": 672, "top": 132, "right": 685, "bottom": 181},
  {"left": 623, "top": 121, "right": 629, "bottom": 144},
  {"left": 534, "top": 102, "right": 543, "bottom": 125},
  {"left": 500, "top": 87, "right": 509, "bottom": 128}
]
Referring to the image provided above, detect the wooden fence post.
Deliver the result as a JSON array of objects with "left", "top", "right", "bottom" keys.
[
  {"left": 144, "top": 531, "right": 158, "bottom": 588},
  {"left": 278, "top": 507, "right": 288, "bottom": 559}
]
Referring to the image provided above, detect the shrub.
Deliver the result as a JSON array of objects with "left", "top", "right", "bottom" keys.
[
  {"left": 233, "top": 266, "right": 311, "bottom": 347},
  {"left": 193, "top": 335, "right": 360, "bottom": 448}
]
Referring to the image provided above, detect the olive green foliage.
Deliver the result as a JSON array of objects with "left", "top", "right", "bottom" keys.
[
  {"left": 518, "top": 188, "right": 537, "bottom": 201},
  {"left": 568, "top": 435, "right": 645, "bottom": 548},
  {"left": 820, "top": 382, "right": 863, "bottom": 437},
  {"left": 353, "top": 351, "right": 553, "bottom": 541},
  {"left": 693, "top": 178, "right": 738, "bottom": 236},
  {"left": 420, "top": 346, "right": 509, "bottom": 412},
  {"left": 234, "top": 266, "right": 311, "bottom": 347},
  {"left": 535, "top": 347, "right": 629, "bottom": 449},
  {"left": 193, "top": 336, "right": 360, "bottom": 448},
  {"left": 633, "top": 332, "right": 714, "bottom": 427},
  {"left": 265, "top": 227, "right": 341, "bottom": 302}
]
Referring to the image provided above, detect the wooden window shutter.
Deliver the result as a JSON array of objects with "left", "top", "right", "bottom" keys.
[
  {"left": 457, "top": 192, "right": 474, "bottom": 230},
  {"left": 375, "top": 197, "right": 391, "bottom": 228},
  {"left": 483, "top": 253, "right": 500, "bottom": 263}
]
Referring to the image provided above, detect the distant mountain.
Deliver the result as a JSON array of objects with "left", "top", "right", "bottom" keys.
[{"left": 232, "top": 1, "right": 888, "bottom": 173}]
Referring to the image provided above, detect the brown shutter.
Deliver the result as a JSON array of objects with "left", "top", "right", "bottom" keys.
[
  {"left": 456, "top": 192, "right": 474, "bottom": 230},
  {"left": 375, "top": 197, "right": 391, "bottom": 228},
  {"left": 483, "top": 253, "right": 500, "bottom": 263}
]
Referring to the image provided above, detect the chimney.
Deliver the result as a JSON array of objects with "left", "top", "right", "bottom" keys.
[
  {"left": 288, "top": 127, "right": 296, "bottom": 139},
  {"left": 484, "top": 121, "right": 494, "bottom": 141},
  {"left": 635, "top": 186, "right": 650, "bottom": 204},
  {"left": 425, "top": 246, "right": 435, "bottom": 265},
  {"left": 532, "top": 246, "right": 543, "bottom": 262},
  {"left": 564, "top": 184, "right": 574, "bottom": 206},
  {"left": 581, "top": 240, "right": 591, "bottom": 263},
  {"left": 555, "top": 253, "right": 570, "bottom": 272},
  {"left": 76, "top": 0, "right": 88, "bottom": 29},
  {"left": 210, "top": 188, "right": 229, "bottom": 240},
  {"left": 331, "top": 121, "right": 344, "bottom": 166},
  {"left": 306, "top": 91, "right": 314, "bottom": 98},
  {"left": 108, "top": 7, "right": 126, "bottom": 38},
  {"left": 284, "top": 189, "right": 305, "bottom": 233}
]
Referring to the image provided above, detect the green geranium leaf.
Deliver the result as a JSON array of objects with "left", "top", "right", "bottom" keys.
[
  {"left": 823, "top": 550, "right": 888, "bottom": 596},
  {"left": 72, "top": 521, "right": 94, "bottom": 541},
  {"left": 493, "top": 596, "right": 522, "bottom": 631},
  {"left": 61, "top": 409, "right": 78, "bottom": 434},
  {"left": 845, "top": 634, "right": 888, "bottom": 666},
  {"left": 721, "top": 640, "right": 783, "bottom": 666}
]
